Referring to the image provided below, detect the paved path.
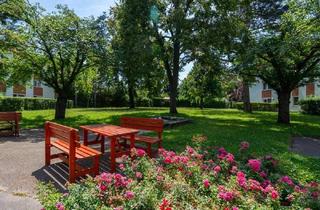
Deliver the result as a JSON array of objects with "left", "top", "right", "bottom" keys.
[
  {"left": 291, "top": 136, "right": 320, "bottom": 158},
  {"left": 0, "top": 129, "right": 44, "bottom": 209},
  {"left": 0, "top": 128, "right": 116, "bottom": 210}
]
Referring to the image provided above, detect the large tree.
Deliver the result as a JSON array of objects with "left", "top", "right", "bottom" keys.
[
  {"left": 108, "top": 0, "right": 156, "bottom": 108},
  {"left": 151, "top": 0, "right": 197, "bottom": 114},
  {"left": 2, "top": 3, "right": 108, "bottom": 119},
  {"left": 241, "top": 0, "right": 320, "bottom": 123}
]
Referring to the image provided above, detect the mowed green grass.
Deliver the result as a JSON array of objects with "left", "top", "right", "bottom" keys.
[{"left": 21, "top": 107, "right": 320, "bottom": 182}]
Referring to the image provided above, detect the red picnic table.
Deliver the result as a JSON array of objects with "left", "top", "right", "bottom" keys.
[{"left": 80, "top": 124, "right": 139, "bottom": 172}]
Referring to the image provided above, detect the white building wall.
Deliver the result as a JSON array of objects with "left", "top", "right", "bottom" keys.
[
  {"left": 43, "top": 85, "right": 55, "bottom": 98},
  {"left": 5, "top": 86, "right": 13, "bottom": 96},
  {"left": 249, "top": 78, "right": 320, "bottom": 111},
  {"left": 249, "top": 80, "right": 263, "bottom": 102}
]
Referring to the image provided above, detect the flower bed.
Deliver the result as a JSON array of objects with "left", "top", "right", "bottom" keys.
[{"left": 38, "top": 140, "right": 320, "bottom": 210}]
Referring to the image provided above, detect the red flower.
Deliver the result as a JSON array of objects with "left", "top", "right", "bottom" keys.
[{"left": 159, "top": 198, "right": 172, "bottom": 210}]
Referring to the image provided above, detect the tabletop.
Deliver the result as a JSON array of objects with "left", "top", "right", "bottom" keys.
[{"left": 80, "top": 124, "right": 139, "bottom": 138}]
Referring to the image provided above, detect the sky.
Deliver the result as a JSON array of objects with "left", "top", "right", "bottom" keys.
[{"left": 29, "top": 0, "right": 192, "bottom": 80}]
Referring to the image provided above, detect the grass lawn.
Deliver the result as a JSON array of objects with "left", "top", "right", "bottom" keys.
[{"left": 21, "top": 107, "right": 320, "bottom": 182}]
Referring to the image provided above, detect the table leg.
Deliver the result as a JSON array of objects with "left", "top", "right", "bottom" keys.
[
  {"left": 83, "top": 129, "right": 88, "bottom": 146},
  {"left": 110, "top": 136, "right": 116, "bottom": 173},
  {"left": 130, "top": 134, "right": 135, "bottom": 150}
]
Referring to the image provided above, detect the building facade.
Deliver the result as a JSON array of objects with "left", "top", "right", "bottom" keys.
[
  {"left": 249, "top": 78, "right": 320, "bottom": 110},
  {"left": 0, "top": 78, "right": 55, "bottom": 99}
]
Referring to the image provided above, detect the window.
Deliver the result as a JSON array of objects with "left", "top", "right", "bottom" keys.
[
  {"left": 13, "top": 93, "right": 25, "bottom": 97},
  {"left": 293, "top": 96, "right": 299, "bottom": 105},
  {"left": 263, "top": 82, "right": 269, "bottom": 90},
  {"left": 263, "top": 98, "right": 272, "bottom": 103},
  {"left": 33, "top": 80, "right": 42, "bottom": 87}
]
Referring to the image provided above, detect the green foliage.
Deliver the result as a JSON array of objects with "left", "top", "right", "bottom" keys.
[
  {"left": 233, "top": 102, "right": 278, "bottom": 112},
  {"left": 0, "top": 96, "right": 73, "bottom": 111},
  {"left": 37, "top": 182, "right": 61, "bottom": 210},
  {"left": 179, "top": 62, "right": 223, "bottom": 108},
  {"left": 300, "top": 97, "right": 320, "bottom": 115}
]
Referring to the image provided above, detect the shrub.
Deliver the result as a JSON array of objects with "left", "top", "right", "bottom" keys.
[
  {"left": 0, "top": 96, "right": 73, "bottom": 111},
  {"left": 299, "top": 97, "right": 320, "bottom": 115},
  {"left": 38, "top": 141, "right": 320, "bottom": 210},
  {"left": 233, "top": 102, "right": 278, "bottom": 112}
]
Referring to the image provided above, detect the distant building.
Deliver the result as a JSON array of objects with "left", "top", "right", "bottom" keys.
[
  {"left": 249, "top": 78, "right": 320, "bottom": 110},
  {"left": 0, "top": 77, "right": 55, "bottom": 99}
]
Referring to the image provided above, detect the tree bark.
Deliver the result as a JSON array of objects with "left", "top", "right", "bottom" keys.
[
  {"left": 200, "top": 96, "right": 204, "bottom": 109},
  {"left": 128, "top": 82, "right": 135, "bottom": 109},
  {"left": 169, "top": 80, "right": 178, "bottom": 114},
  {"left": 242, "top": 81, "right": 252, "bottom": 113},
  {"left": 55, "top": 92, "right": 68, "bottom": 120},
  {"left": 277, "top": 90, "right": 291, "bottom": 124}
]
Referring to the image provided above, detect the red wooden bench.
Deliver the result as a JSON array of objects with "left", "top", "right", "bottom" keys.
[
  {"left": 0, "top": 112, "right": 21, "bottom": 136},
  {"left": 120, "top": 117, "right": 164, "bottom": 157},
  {"left": 45, "top": 122, "right": 101, "bottom": 183}
]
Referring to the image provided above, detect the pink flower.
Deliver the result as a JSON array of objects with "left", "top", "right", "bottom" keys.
[
  {"left": 135, "top": 172, "right": 143, "bottom": 179},
  {"left": 214, "top": 165, "right": 221, "bottom": 173},
  {"left": 232, "top": 207, "right": 239, "bottom": 210},
  {"left": 55, "top": 202, "right": 65, "bottom": 210},
  {"left": 280, "top": 176, "right": 294, "bottom": 186},
  {"left": 311, "top": 191, "right": 319, "bottom": 199},
  {"left": 157, "top": 175, "right": 164, "bottom": 182},
  {"left": 226, "top": 153, "right": 234, "bottom": 163},
  {"left": 248, "top": 159, "right": 261, "bottom": 172},
  {"left": 99, "top": 184, "right": 107, "bottom": 191},
  {"left": 248, "top": 179, "right": 261, "bottom": 191},
  {"left": 230, "top": 166, "right": 238, "bottom": 174},
  {"left": 217, "top": 147, "right": 228, "bottom": 159},
  {"left": 164, "top": 157, "right": 173, "bottom": 164},
  {"left": 287, "top": 194, "right": 294, "bottom": 202},
  {"left": 124, "top": 191, "right": 135, "bottom": 200},
  {"left": 186, "top": 146, "right": 195, "bottom": 154},
  {"left": 237, "top": 171, "right": 247, "bottom": 189},
  {"left": 218, "top": 191, "right": 235, "bottom": 201},
  {"left": 239, "top": 141, "right": 249, "bottom": 151},
  {"left": 136, "top": 149, "right": 146, "bottom": 157},
  {"left": 203, "top": 179, "right": 210, "bottom": 188},
  {"left": 270, "top": 190, "right": 279, "bottom": 200},
  {"left": 119, "top": 164, "right": 125, "bottom": 171},
  {"left": 259, "top": 171, "right": 267, "bottom": 178}
]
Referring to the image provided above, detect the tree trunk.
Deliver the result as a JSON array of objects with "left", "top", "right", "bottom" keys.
[
  {"left": 277, "top": 90, "right": 291, "bottom": 124},
  {"left": 242, "top": 81, "right": 252, "bottom": 113},
  {"left": 55, "top": 92, "right": 68, "bottom": 120},
  {"left": 169, "top": 81, "right": 178, "bottom": 114},
  {"left": 200, "top": 96, "right": 204, "bottom": 109},
  {"left": 128, "top": 82, "right": 135, "bottom": 109}
]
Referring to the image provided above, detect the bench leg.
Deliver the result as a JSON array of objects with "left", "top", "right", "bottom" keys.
[
  {"left": 93, "top": 156, "right": 100, "bottom": 177},
  {"left": 45, "top": 144, "right": 51, "bottom": 166},
  {"left": 69, "top": 159, "right": 76, "bottom": 183}
]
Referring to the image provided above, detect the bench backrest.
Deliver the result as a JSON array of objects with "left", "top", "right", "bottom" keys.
[
  {"left": 0, "top": 112, "right": 21, "bottom": 122},
  {"left": 120, "top": 117, "right": 164, "bottom": 137},
  {"left": 45, "top": 121, "right": 79, "bottom": 147}
]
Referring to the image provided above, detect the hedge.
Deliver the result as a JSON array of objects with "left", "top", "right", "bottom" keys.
[
  {"left": 299, "top": 97, "right": 320, "bottom": 115},
  {"left": 232, "top": 102, "right": 278, "bottom": 112},
  {"left": 152, "top": 98, "right": 229, "bottom": 108},
  {"left": 0, "top": 96, "right": 73, "bottom": 111}
]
